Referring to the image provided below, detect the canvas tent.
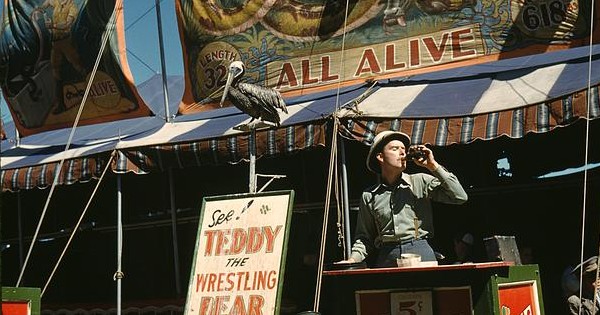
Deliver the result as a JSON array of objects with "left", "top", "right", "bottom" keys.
[
  {"left": 0, "top": 79, "right": 370, "bottom": 190},
  {"left": 340, "top": 44, "right": 600, "bottom": 144},
  {"left": 2, "top": 43, "right": 599, "bottom": 191}
]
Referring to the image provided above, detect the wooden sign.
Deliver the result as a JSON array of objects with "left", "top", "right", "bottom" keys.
[
  {"left": 184, "top": 190, "right": 294, "bottom": 315},
  {"left": 390, "top": 290, "right": 433, "bottom": 315},
  {"left": 498, "top": 280, "right": 541, "bottom": 315},
  {"left": 433, "top": 287, "right": 472, "bottom": 315},
  {"left": 356, "top": 287, "right": 472, "bottom": 315},
  {"left": 356, "top": 289, "right": 391, "bottom": 315}
]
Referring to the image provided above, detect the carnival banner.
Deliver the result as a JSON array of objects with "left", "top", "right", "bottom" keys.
[
  {"left": 0, "top": 0, "right": 151, "bottom": 137},
  {"left": 184, "top": 190, "right": 295, "bottom": 315},
  {"left": 175, "top": 0, "right": 597, "bottom": 114}
]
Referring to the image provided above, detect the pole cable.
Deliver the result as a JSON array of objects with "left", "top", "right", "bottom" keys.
[
  {"left": 41, "top": 151, "right": 117, "bottom": 296},
  {"left": 578, "top": 2, "right": 597, "bottom": 314},
  {"left": 16, "top": 0, "right": 123, "bottom": 287}
]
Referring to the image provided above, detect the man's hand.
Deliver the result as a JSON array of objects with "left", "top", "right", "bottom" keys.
[{"left": 411, "top": 145, "right": 439, "bottom": 171}]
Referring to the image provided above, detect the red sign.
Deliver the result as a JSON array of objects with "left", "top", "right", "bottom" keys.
[
  {"left": 2, "top": 301, "right": 30, "bottom": 315},
  {"left": 498, "top": 281, "right": 540, "bottom": 315}
]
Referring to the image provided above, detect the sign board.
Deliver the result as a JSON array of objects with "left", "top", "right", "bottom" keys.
[
  {"left": 433, "top": 287, "right": 472, "bottom": 315},
  {"left": 184, "top": 190, "right": 294, "bottom": 315},
  {"left": 356, "top": 289, "right": 391, "bottom": 315},
  {"left": 498, "top": 281, "right": 541, "bottom": 315},
  {"left": 2, "top": 287, "right": 41, "bottom": 315},
  {"left": 391, "top": 291, "right": 433, "bottom": 315},
  {"left": 356, "top": 287, "right": 471, "bottom": 315}
]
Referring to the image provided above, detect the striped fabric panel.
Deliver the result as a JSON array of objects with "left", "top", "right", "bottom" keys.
[
  {"left": 590, "top": 86, "right": 600, "bottom": 117},
  {"left": 460, "top": 117, "right": 474, "bottom": 144},
  {"left": 285, "top": 126, "right": 295, "bottom": 153},
  {"left": 342, "top": 85, "right": 600, "bottom": 146},
  {"left": 434, "top": 119, "right": 448, "bottom": 146},
  {"left": 1, "top": 156, "right": 110, "bottom": 192},
  {"left": 119, "top": 121, "right": 328, "bottom": 173},
  {"left": 267, "top": 129, "right": 277, "bottom": 155},
  {"left": 536, "top": 103, "right": 550, "bottom": 133},
  {"left": 511, "top": 108, "right": 524, "bottom": 138}
]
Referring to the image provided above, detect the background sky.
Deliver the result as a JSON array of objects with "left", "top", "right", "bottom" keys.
[{"left": 0, "top": 0, "right": 185, "bottom": 124}]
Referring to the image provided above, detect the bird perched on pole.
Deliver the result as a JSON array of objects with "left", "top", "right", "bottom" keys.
[{"left": 220, "top": 61, "right": 288, "bottom": 127}]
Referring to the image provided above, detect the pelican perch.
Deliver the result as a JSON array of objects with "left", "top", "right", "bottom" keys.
[{"left": 220, "top": 61, "right": 288, "bottom": 127}]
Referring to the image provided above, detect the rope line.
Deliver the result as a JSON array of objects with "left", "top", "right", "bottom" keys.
[
  {"left": 16, "top": 0, "right": 123, "bottom": 287},
  {"left": 41, "top": 151, "right": 116, "bottom": 296},
  {"left": 576, "top": 3, "right": 596, "bottom": 314},
  {"left": 312, "top": 1, "right": 352, "bottom": 311},
  {"left": 313, "top": 118, "right": 340, "bottom": 311}
]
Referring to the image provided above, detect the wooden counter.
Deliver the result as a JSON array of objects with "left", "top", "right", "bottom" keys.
[{"left": 320, "top": 262, "right": 544, "bottom": 315}]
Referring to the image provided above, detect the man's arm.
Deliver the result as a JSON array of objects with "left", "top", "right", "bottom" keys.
[
  {"left": 410, "top": 144, "right": 468, "bottom": 203},
  {"left": 338, "top": 192, "right": 378, "bottom": 263},
  {"left": 428, "top": 166, "right": 468, "bottom": 204}
]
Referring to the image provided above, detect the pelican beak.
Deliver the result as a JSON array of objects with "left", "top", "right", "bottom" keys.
[{"left": 219, "top": 71, "right": 234, "bottom": 107}]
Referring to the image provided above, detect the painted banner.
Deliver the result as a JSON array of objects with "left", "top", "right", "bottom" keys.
[
  {"left": 0, "top": 0, "right": 151, "bottom": 137},
  {"left": 498, "top": 281, "right": 541, "bottom": 315},
  {"left": 175, "top": 0, "right": 597, "bottom": 114},
  {"left": 184, "top": 190, "right": 294, "bottom": 315}
]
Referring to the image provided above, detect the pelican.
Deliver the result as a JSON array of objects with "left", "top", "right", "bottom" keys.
[{"left": 220, "top": 61, "right": 288, "bottom": 127}]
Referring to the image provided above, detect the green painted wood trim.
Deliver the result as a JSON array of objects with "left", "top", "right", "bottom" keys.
[
  {"left": 2, "top": 287, "right": 42, "bottom": 315},
  {"left": 475, "top": 265, "right": 545, "bottom": 315}
]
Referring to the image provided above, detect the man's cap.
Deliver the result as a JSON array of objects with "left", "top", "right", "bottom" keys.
[
  {"left": 461, "top": 233, "right": 474, "bottom": 246},
  {"left": 572, "top": 256, "right": 598, "bottom": 275},
  {"left": 366, "top": 131, "right": 411, "bottom": 173}
]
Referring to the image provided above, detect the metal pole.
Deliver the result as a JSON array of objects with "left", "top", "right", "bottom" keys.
[
  {"left": 117, "top": 175, "right": 123, "bottom": 315},
  {"left": 155, "top": 0, "right": 172, "bottom": 123},
  {"left": 249, "top": 128, "right": 257, "bottom": 193},
  {"left": 338, "top": 138, "right": 352, "bottom": 257},
  {"left": 168, "top": 169, "right": 182, "bottom": 296}
]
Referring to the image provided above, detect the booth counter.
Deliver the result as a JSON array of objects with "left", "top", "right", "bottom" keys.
[{"left": 322, "top": 262, "right": 544, "bottom": 315}]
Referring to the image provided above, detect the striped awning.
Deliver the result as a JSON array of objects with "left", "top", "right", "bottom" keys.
[
  {"left": 341, "top": 84, "right": 600, "bottom": 145},
  {"left": 339, "top": 45, "right": 600, "bottom": 145},
  {"left": 0, "top": 121, "right": 328, "bottom": 191},
  {"left": 115, "top": 121, "right": 328, "bottom": 174},
  {"left": 1, "top": 82, "right": 368, "bottom": 191},
  {"left": 2, "top": 45, "right": 599, "bottom": 192},
  {"left": 0, "top": 154, "right": 111, "bottom": 192}
]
